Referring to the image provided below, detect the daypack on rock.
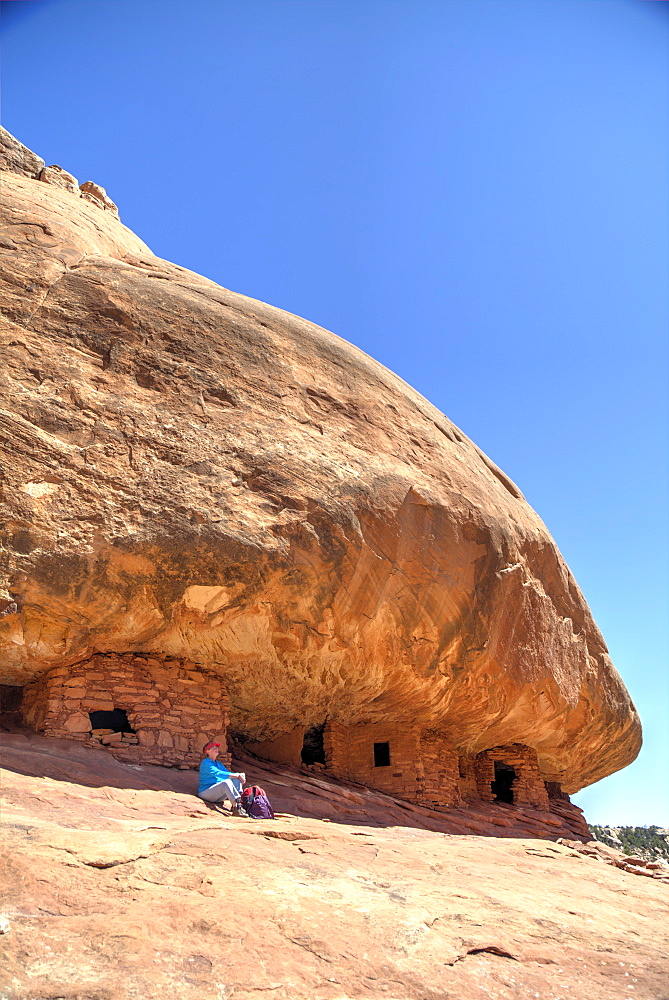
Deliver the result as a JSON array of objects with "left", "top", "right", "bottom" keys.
[{"left": 241, "top": 784, "right": 275, "bottom": 819}]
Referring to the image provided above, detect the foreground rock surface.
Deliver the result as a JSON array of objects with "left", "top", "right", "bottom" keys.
[
  {"left": 1, "top": 735, "right": 667, "bottom": 1000},
  {"left": 0, "top": 128, "right": 640, "bottom": 791}
]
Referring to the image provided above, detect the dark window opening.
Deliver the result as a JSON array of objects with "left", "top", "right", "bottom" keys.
[
  {"left": 301, "top": 723, "right": 326, "bottom": 765},
  {"left": 491, "top": 761, "right": 516, "bottom": 804},
  {"left": 373, "top": 741, "right": 391, "bottom": 767},
  {"left": 89, "top": 708, "right": 135, "bottom": 734}
]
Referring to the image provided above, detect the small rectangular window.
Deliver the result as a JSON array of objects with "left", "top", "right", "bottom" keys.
[{"left": 373, "top": 741, "right": 391, "bottom": 767}]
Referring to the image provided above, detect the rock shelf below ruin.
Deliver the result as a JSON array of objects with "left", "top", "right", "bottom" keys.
[{"left": 1, "top": 731, "right": 667, "bottom": 1000}]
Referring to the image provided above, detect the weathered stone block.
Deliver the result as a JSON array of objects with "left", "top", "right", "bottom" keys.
[
  {"left": 81, "top": 700, "right": 115, "bottom": 712},
  {"left": 39, "top": 164, "right": 79, "bottom": 193},
  {"left": 79, "top": 180, "right": 119, "bottom": 216},
  {"left": 64, "top": 712, "right": 90, "bottom": 733}
]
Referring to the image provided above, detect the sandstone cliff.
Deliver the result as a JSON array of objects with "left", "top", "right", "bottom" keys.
[{"left": 0, "top": 128, "right": 641, "bottom": 792}]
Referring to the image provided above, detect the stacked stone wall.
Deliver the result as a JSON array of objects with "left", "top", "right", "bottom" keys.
[
  {"left": 20, "top": 653, "right": 230, "bottom": 767},
  {"left": 457, "top": 755, "right": 479, "bottom": 801},
  {"left": 473, "top": 754, "right": 497, "bottom": 803},
  {"left": 323, "top": 720, "right": 348, "bottom": 775},
  {"left": 324, "top": 721, "right": 422, "bottom": 800},
  {"left": 474, "top": 744, "right": 549, "bottom": 810},
  {"left": 417, "top": 732, "right": 461, "bottom": 810}
]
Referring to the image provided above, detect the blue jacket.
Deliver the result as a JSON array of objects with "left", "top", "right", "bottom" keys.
[{"left": 198, "top": 757, "right": 233, "bottom": 794}]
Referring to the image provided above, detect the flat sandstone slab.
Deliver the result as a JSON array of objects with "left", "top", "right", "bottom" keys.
[{"left": 1, "top": 749, "right": 667, "bottom": 1000}]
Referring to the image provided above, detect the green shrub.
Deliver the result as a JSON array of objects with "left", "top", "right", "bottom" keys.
[{"left": 589, "top": 824, "right": 669, "bottom": 862}]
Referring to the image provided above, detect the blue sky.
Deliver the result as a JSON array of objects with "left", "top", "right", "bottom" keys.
[{"left": 2, "top": 0, "right": 667, "bottom": 826}]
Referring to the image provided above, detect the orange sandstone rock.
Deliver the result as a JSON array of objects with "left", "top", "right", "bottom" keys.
[
  {"left": 39, "top": 163, "right": 79, "bottom": 194},
  {"left": 1, "top": 736, "right": 667, "bottom": 1000},
  {"left": 0, "top": 128, "right": 641, "bottom": 794}
]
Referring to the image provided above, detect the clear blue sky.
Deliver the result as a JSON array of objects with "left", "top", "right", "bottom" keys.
[{"left": 2, "top": 0, "right": 667, "bottom": 826}]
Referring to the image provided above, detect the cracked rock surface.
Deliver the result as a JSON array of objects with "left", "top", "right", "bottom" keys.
[
  {"left": 0, "top": 128, "right": 641, "bottom": 791},
  {"left": 1, "top": 735, "right": 667, "bottom": 1000}
]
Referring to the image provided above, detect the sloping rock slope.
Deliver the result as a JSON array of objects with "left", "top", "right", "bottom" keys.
[
  {"left": 0, "top": 128, "right": 640, "bottom": 792},
  {"left": 1, "top": 734, "right": 668, "bottom": 1000}
]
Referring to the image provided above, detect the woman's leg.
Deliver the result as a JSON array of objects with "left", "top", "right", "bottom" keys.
[
  {"left": 199, "top": 778, "right": 245, "bottom": 812},
  {"left": 228, "top": 777, "right": 243, "bottom": 801},
  {"left": 199, "top": 780, "right": 235, "bottom": 803}
]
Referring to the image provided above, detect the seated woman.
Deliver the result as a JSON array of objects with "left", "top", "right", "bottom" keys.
[{"left": 198, "top": 741, "right": 248, "bottom": 816}]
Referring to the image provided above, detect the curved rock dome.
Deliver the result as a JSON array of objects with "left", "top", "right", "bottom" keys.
[{"left": 0, "top": 129, "right": 640, "bottom": 792}]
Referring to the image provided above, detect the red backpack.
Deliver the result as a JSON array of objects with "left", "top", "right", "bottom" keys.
[{"left": 241, "top": 784, "right": 275, "bottom": 819}]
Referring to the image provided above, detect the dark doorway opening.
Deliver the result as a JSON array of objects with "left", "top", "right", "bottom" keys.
[
  {"left": 301, "top": 723, "right": 326, "bottom": 765},
  {"left": 491, "top": 761, "right": 516, "bottom": 804},
  {"left": 88, "top": 708, "right": 135, "bottom": 734},
  {"left": 373, "top": 741, "right": 391, "bottom": 767},
  {"left": 0, "top": 684, "right": 23, "bottom": 732},
  {"left": 0, "top": 684, "right": 22, "bottom": 715}
]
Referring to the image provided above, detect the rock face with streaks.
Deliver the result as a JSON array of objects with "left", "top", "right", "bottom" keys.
[{"left": 0, "top": 128, "right": 640, "bottom": 794}]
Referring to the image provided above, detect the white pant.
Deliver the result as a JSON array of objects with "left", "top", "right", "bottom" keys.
[{"left": 199, "top": 777, "right": 243, "bottom": 804}]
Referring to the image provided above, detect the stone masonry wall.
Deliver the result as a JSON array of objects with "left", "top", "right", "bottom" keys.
[
  {"left": 20, "top": 653, "right": 230, "bottom": 767},
  {"left": 323, "top": 720, "right": 348, "bottom": 776},
  {"left": 457, "top": 756, "right": 479, "bottom": 801},
  {"left": 416, "top": 731, "right": 461, "bottom": 811},
  {"left": 324, "top": 721, "right": 423, "bottom": 801},
  {"left": 474, "top": 744, "right": 549, "bottom": 810}
]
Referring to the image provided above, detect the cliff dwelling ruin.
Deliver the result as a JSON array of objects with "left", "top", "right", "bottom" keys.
[
  {"left": 8, "top": 653, "right": 564, "bottom": 820},
  {"left": 17, "top": 653, "right": 231, "bottom": 768},
  {"left": 0, "top": 128, "right": 641, "bottom": 843}
]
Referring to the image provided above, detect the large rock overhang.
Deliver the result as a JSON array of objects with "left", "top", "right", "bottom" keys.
[{"left": 0, "top": 131, "right": 641, "bottom": 794}]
